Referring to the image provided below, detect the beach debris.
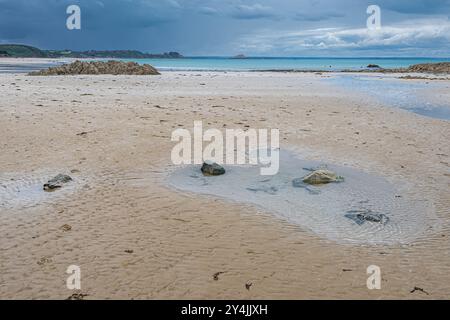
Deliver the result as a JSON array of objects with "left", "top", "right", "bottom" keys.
[
  {"left": 201, "top": 161, "right": 225, "bottom": 176},
  {"left": 66, "top": 293, "right": 89, "bottom": 300},
  {"left": 124, "top": 249, "right": 134, "bottom": 254},
  {"left": 29, "top": 60, "right": 160, "bottom": 76},
  {"left": 37, "top": 257, "right": 52, "bottom": 266},
  {"left": 213, "top": 272, "right": 225, "bottom": 281},
  {"left": 345, "top": 209, "right": 389, "bottom": 226},
  {"left": 76, "top": 130, "right": 95, "bottom": 137},
  {"left": 410, "top": 287, "right": 429, "bottom": 295},
  {"left": 245, "top": 281, "right": 253, "bottom": 290},
  {"left": 301, "top": 169, "right": 344, "bottom": 185},
  {"left": 43, "top": 174, "right": 73, "bottom": 191},
  {"left": 60, "top": 224, "right": 72, "bottom": 232}
]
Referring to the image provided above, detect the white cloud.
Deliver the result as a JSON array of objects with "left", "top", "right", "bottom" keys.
[{"left": 236, "top": 18, "right": 450, "bottom": 56}]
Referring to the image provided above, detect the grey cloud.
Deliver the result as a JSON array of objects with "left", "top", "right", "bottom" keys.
[
  {"left": 0, "top": 0, "right": 449, "bottom": 56},
  {"left": 230, "top": 4, "right": 276, "bottom": 20}
]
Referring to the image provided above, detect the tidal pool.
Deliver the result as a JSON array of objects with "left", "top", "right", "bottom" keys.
[
  {"left": 0, "top": 173, "right": 82, "bottom": 210},
  {"left": 168, "top": 150, "right": 438, "bottom": 245},
  {"left": 328, "top": 74, "right": 450, "bottom": 121}
]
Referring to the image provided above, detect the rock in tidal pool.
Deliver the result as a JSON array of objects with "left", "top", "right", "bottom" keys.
[
  {"left": 201, "top": 161, "right": 225, "bottom": 176},
  {"left": 302, "top": 169, "right": 344, "bottom": 185},
  {"left": 43, "top": 174, "right": 73, "bottom": 191},
  {"left": 345, "top": 210, "right": 390, "bottom": 226}
]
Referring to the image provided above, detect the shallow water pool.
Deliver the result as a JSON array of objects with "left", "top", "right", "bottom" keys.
[{"left": 168, "top": 150, "right": 438, "bottom": 245}]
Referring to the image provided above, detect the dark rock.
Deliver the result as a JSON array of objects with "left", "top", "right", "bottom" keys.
[
  {"left": 345, "top": 210, "right": 389, "bottom": 226},
  {"left": 407, "top": 62, "right": 450, "bottom": 74},
  {"left": 201, "top": 161, "right": 225, "bottom": 176},
  {"left": 29, "top": 60, "right": 160, "bottom": 76},
  {"left": 367, "top": 64, "right": 381, "bottom": 68},
  {"left": 43, "top": 174, "right": 72, "bottom": 191}
]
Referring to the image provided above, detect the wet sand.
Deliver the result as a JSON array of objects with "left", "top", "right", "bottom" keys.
[{"left": 0, "top": 71, "right": 449, "bottom": 299}]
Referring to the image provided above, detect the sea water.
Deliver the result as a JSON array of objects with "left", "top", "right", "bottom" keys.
[{"left": 125, "top": 57, "right": 450, "bottom": 72}]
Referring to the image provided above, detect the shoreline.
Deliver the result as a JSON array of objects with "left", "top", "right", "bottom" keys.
[{"left": 2, "top": 57, "right": 450, "bottom": 75}]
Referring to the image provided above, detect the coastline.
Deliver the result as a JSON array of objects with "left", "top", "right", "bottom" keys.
[{"left": 2, "top": 57, "right": 450, "bottom": 75}]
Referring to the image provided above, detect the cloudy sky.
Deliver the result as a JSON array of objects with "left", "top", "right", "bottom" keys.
[{"left": 1, "top": 0, "right": 449, "bottom": 56}]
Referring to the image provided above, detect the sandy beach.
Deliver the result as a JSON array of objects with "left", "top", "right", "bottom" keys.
[{"left": 1, "top": 67, "right": 449, "bottom": 299}]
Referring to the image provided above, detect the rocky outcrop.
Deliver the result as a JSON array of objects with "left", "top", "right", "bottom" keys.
[
  {"left": 29, "top": 60, "right": 160, "bottom": 76},
  {"left": 201, "top": 161, "right": 225, "bottom": 176},
  {"left": 43, "top": 174, "right": 72, "bottom": 191},
  {"left": 367, "top": 64, "right": 381, "bottom": 68},
  {"left": 406, "top": 62, "right": 450, "bottom": 74}
]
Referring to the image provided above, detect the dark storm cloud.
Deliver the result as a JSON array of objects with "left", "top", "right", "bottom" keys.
[{"left": 0, "top": 0, "right": 449, "bottom": 56}]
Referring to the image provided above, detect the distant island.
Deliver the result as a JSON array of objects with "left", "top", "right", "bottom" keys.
[
  {"left": 0, "top": 44, "right": 183, "bottom": 59},
  {"left": 232, "top": 54, "right": 247, "bottom": 59}
]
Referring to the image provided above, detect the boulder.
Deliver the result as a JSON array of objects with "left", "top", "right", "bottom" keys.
[
  {"left": 43, "top": 174, "right": 72, "bottom": 191},
  {"left": 302, "top": 169, "right": 344, "bottom": 185},
  {"left": 201, "top": 161, "right": 225, "bottom": 176}
]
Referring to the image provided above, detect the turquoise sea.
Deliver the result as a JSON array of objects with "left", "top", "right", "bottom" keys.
[
  {"left": 123, "top": 57, "right": 450, "bottom": 71},
  {"left": 2, "top": 57, "right": 450, "bottom": 73}
]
